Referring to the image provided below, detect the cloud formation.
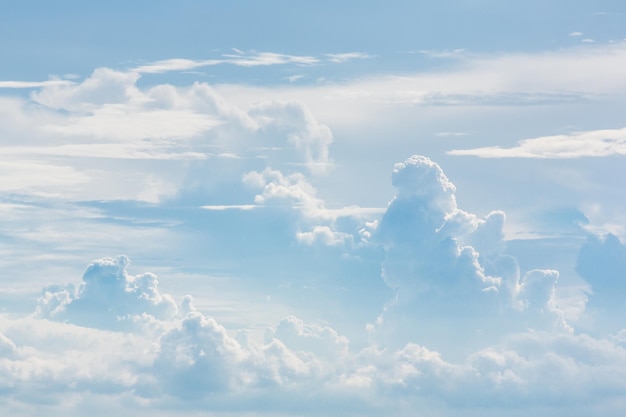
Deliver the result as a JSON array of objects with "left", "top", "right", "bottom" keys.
[
  {"left": 131, "top": 50, "right": 371, "bottom": 74},
  {"left": 448, "top": 127, "right": 626, "bottom": 158},
  {"left": 371, "top": 155, "right": 572, "bottom": 350},
  {"left": 0, "top": 67, "right": 336, "bottom": 202},
  {"left": 36, "top": 255, "right": 178, "bottom": 330}
]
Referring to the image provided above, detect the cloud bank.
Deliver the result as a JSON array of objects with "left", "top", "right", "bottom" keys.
[{"left": 1, "top": 154, "right": 623, "bottom": 416}]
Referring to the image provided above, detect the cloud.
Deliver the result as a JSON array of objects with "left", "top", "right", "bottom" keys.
[
  {"left": 1, "top": 247, "right": 626, "bottom": 416},
  {"left": 36, "top": 255, "right": 178, "bottom": 330},
  {"left": 0, "top": 67, "right": 338, "bottom": 202},
  {"left": 242, "top": 167, "right": 377, "bottom": 248},
  {"left": 324, "top": 52, "right": 373, "bottom": 63},
  {"left": 214, "top": 42, "right": 626, "bottom": 130},
  {"left": 267, "top": 315, "right": 349, "bottom": 360},
  {"left": 32, "top": 68, "right": 142, "bottom": 112},
  {"left": 296, "top": 226, "right": 353, "bottom": 246},
  {"left": 370, "top": 155, "right": 573, "bottom": 350},
  {"left": 151, "top": 312, "right": 247, "bottom": 398},
  {"left": 376, "top": 155, "right": 501, "bottom": 298},
  {"left": 131, "top": 50, "right": 372, "bottom": 74},
  {"left": 131, "top": 51, "right": 320, "bottom": 74},
  {"left": 448, "top": 127, "right": 626, "bottom": 158},
  {"left": 0, "top": 80, "right": 74, "bottom": 89},
  {"left": 0, "top": 331, "right": 17, "bottom": 357},
  {"left": 246, "top": 100, "right": 333, "bottom": 173},
  {"left": 131, "top": 58, "right": 222, "bottom": 74}
]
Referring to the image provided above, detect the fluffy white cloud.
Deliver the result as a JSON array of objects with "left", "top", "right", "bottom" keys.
[
  {"left": 370, "top": 155, "right": 577, "bottom": 352},
  {"left": 296, "top": 226, "right": 353, "bottom": 246},
  {"left": 36, "top": 255, "right": 178, "bottom": 330},
  {"left": 377, "top": 155, "right": 501, "bottom": 300},
  {"left": 151, "top": 312, "right": 247, "bottom": 398},
  {"left": 268, "top": 315, "right": 349, "bottom": 360},
  {"left": 0, "top": 67, "right": 337, "bottom": 202},
  {"left": 0, "top": 248, "right": 626, "bottom": 416}
]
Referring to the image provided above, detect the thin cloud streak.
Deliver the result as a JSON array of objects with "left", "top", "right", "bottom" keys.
[
  {"left": 131, "top": 50, "right": 371, "bottom": 74},
  {"left": 448, "top": 127, "right": 626, "bottom": 158},
  {"left": 0, "top": 80, "right": 74, "bottom": 89}
]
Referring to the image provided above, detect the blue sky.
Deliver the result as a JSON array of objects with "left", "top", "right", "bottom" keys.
[{"left": 2, "top": 1, "right": 626, "bottom": 416}]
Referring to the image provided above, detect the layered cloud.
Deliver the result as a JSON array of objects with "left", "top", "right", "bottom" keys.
[
  {"left": 448, "top": 127, "right": 626, "bottom": 158},
  {"left": 0, "top": 67, "right": 335, "bottom": 202}
]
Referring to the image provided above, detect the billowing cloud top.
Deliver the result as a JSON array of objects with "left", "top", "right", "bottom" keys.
[{"left": 36, "top": 255, "right": 178, "bottom": 330}]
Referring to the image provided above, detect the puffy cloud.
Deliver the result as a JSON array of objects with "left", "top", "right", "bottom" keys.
[
  {"left": 371, "top": 155, "right": 575, "bottom": 351},
  {"left": 377, "top": 155, "right": 501, "bottom": 303},
  {"left": 35, "top": 255, "right": 178, "bottom": 330},
  {"left": 151, "top": 312, "right": 247, "bottom": 398},
  {"left": 464, "top": 332, "right": 626, "bottom": 408},
  {"left": 2, "top": 259, "right": 626, "bottom": 416},
  {"left": 247, "top": 100, "right": 333, "bottom": 174},
  {"left": 243, "top": 167, "right": 372, "bottom": 248},
  {"left": 296, "top": 226, "right": 353, "bottom": 246},
  {"left": 31, "top": 68, "right": 142, "bottom": 112},
  {"left": 268, "top": 315, "right": 349, "bottom": 360}
]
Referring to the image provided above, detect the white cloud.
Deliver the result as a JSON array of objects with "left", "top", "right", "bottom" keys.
[
  {"left": 131, "top": 58, "right": 222, "bottom": 74},
  {"left": 36, "top": 255, "right": 178, "bottom": 330},
  {"left": 370, "top": 155, "right": 577, "bottom": 351},
  {"left": 132, "top": 51, "right": 320, "bottom": 74},
  {"left": 268, "top": 315, "right": 349, "bottom": 360},
  {"left": 0, "top": 80, "right": 74, "bottom": 89},
  {"left": 324, "top": 52, "right": 373, "bottom": 63},
  {"left": 32, "top": 68, "right": 142, "bottom": 112},
  {"left": 214, "top": 42, "right": 626, "bottom": 130},
  {"left": 151, "top": 312, "right": 248, "bottom": 398},
  {"left": 0, "top": 247, "right": 625, "bottom": 415},
  {"left": 0, "top": 67, "right": 337, "bottom": 202},
  {"left": 296, "top": 226, "right": 353, "bottom": 246},
  {"left": 448, "top": 127, "right": 626, "bottom": 158},
  {"left": 0, "top": 160, "right": 90, "bottom": 196}
]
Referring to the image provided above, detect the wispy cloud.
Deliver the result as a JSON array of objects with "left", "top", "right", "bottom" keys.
[
  {"left": 448, "top": 127, "right": 626, "bottom": 158},
  {"left": 131, "top": 50, "right": 373, "bottom": 74},
  {"left": 0, "top": 80, "right": 74, "bottom": 89},
  {"left": 201, "top": 204, "right": 257, "bottom": 210},
  {"left": 131, "top": 58, "right": 222, "bottom": 74},
  {"left": 324, "top": 52, "right": 373, "bottom": 63}
]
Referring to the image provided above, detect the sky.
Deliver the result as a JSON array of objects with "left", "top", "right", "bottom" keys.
[{"left": 2, "top": 1, "right": 626, "bottom": 416}]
